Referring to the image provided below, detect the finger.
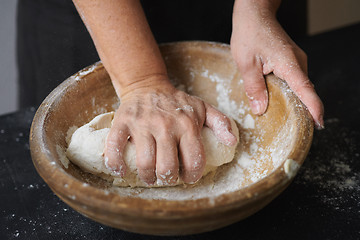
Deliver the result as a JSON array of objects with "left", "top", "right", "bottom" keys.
[
  {"left": 204, "top": 103, "right": 238, "bottom": 146},
  {"left": 275, "top": 67, "right": 324, "bottom": 129},
  {"left": 155, "top": 136, "right": 179, "bottom": 186},
  {"left": 104, "top": 125, "right": 129, "bottom": 177},
  {"left": 134, "top": 134, "right": 156, "bottom": 185},
  {"left": 179, "top": 132, "right": 206, "bottom": 184},
  {"left": 240, "top": 56, "right": 269, "bottom": 115}
]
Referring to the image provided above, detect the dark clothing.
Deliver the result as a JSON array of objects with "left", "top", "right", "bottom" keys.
[
  {"left": 17, "top": 0, "right": 98, "bottom": 108},
  {"left": 16, "top": 0, "right": 305, "bottom": 109},
  {"left": 16, "top": 0, "right": 234, "bottom": 109}
]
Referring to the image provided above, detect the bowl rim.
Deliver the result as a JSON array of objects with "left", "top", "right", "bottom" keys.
[{"left": 30, "top": 41, "right": 314, "bottom": 217}]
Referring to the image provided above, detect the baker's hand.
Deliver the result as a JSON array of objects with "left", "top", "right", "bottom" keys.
[
  {"left": 231, "top": 0, "right": 324, "bottom": 129},
  {"left": 103, "top": 80, "right": 237, "bottom": 185}
]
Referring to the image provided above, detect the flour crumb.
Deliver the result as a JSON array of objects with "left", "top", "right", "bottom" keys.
[{"left": 243, "top": 114, "right": 255, "bottom": 129}]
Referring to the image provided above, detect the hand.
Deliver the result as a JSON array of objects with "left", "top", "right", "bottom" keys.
[
  {"left": 231, "top": 0, "right": 324, "bottom": 129},
  {"left": 103, "top": 80, "right": 237, "bottom": 185}
]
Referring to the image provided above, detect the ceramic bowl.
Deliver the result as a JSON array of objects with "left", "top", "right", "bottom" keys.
[{"left": 30, "top": 41, "right": 313, "bottom": 235}]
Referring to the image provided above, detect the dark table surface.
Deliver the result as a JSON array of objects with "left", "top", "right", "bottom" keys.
[{"left": 1, "top": 24, "right": 360, "bottom": 240}]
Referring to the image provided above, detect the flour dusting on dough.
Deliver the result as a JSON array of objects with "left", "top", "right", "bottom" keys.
[
  {"left": 62, "top": 69, "right": 300, "bottom": 200},
  {"left": 66, "top": 111, "right": 239, "bottom": 188}
]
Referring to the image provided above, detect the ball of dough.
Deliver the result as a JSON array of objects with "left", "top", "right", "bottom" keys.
[{"left": 66, "top": 112, "right": 239, "bottom": 187}]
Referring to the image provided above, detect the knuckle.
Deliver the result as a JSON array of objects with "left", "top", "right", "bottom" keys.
[
  {"left": 156, "top": 154, "right": 179, "bottom": 173},
  {"left": 233, "top": 50, "right": 255, "bottom": 70},
  {"left": 136, "top": 157, "right": 154, "bottom": 171},
  {"left": 157, "top": 160, "right": 178, "bottom": 174},
  {"left": 301, "top": 78, "right": 314, "bottom": 89},
  {"left": 294, "top": 47, "right": 307, "bottom": 61},
  {"left": 281, "top": 45, "right": 307, "bottom": 65},
  {"left": 106, "top": 138, "right": 118, "bottom": 149},
  {"left": 237, "top": 57, "right": 254, "bottom": 71},
  {"left": 298, "top": 78, "right": 314, "bottom": 89},
  {"left": 245, "top": 84, "right": 266, "bottom": 98},
  {"left": 236, "top": 59, "right": 248, "bottom": 71},
  {"left": 179, "top": 115, "right": 199, "bottom": 135},
  {"left": 153, "top": 117, "right": 173, "bottom": 134},
  {"left": 105, "top": 140, "right": 121, "bottom": 155},
  {"left": 135, "top": 141, "right": 155, "bottom": 169},
  {"left": 220, "top": 115, "right": 232, "bottom": 128},
  {"left": 291, "top": 78, "right": 315, "bottom": 94},
  {"left": 181, "top": 146, "right": 205, "bottom": 172}
]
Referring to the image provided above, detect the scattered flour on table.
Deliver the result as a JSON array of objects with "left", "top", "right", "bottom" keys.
[{"left": 295, "top": 118, "right": 360, "bottom": 211}]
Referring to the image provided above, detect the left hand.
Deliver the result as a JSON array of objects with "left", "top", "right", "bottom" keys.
[{"left": 231, "top": 0, "right": 324, "bottom": 129}]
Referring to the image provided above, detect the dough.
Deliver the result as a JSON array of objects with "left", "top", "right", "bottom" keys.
[{"left": 66, "top": 112, "right": 239, "bottom": 187}]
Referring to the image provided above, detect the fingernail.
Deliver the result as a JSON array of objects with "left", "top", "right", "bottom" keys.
[
  {"left": 214, "top": 116, "right": 238, "bottom": 146},
  {"left": 223, "top": 130, "right": 238, "bottom": 146},
  {"left": 147, "top": 180, "right": 156, "bottom": 186},
  {"left": 104, "top": 156, "right": 125, "bottom": 177},
  {"left": 315, "top": 117, "right": 325, "bottom": 130},
  {"left": 250, "top": 100, "right": 263, "bottom": 115},
  {"left": 187, "top": 173, "right": 201, "bottom": 185},
  {"left": 315, "top": 122, "right": 324, "bottom": 130},
  {"left": 144, "top": 179, "right": 155, "bottom": 186},
  {"left": 314, "top": 113, "right": 325, "bottom": 130},
  {"left": 141, "top": 170, "right": 156, "bottom": 185}
]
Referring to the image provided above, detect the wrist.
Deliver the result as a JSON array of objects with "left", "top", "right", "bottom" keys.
[{"left": 112, "top": 73, "right": 174, "bottom": 99}]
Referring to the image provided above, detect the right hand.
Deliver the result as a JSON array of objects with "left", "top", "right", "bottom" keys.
[{"left": 103, "top": 80, "right": 238, "bottom": 185}]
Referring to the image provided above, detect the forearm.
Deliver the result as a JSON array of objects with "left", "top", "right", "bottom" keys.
[
  {"left": 234, "top": 0, "right": 281, "bottom": 15},
  {"left": 72, "top": 0, "right": 169, "bottom": 97}
]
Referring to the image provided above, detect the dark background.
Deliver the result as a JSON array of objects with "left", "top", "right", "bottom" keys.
[
  {"left": 1, "top": 23, "right": 360, "bottom": 238},
  {"left": 17, "top": 0, "right": 306, "bottom": 109},
  {"left": 4, "top": 0, "right": 359, "bottom": 239}
]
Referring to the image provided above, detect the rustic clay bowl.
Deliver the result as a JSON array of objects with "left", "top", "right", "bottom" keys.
[{"left": 30, "top": 41, "right": 313, "bottom": 236}]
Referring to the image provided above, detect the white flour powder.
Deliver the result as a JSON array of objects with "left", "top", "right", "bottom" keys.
[{"left": 108, "top": 70, "right": 297, "bottom": 200}]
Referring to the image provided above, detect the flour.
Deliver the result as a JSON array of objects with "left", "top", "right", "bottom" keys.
[
  {"left": 243, "top": 114, "right": 255, "bottom": 129},
  {"left": 59, "top": 66, "right": 301, "bottom": 200},
  {"left": 283, "top": 159, "right": 300, "bottom": 178},
  {"left": 73, "top": 62, "right": 101, "bottom": 81},
  {"left": 66, "top": 111, "right": 239, "bottom": 188},
  {"left": 295, "top": 118, "right": 360, "bottom": 211},
  {"left": 108, "top": 73, "right": 295, "bottom": 200}
]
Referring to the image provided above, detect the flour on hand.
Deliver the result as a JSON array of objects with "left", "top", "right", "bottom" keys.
[{"left": 66, "top": 112, "right": 239, "bottom": 187}]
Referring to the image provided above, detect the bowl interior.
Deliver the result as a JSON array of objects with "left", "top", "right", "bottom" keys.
[{"left": 30, "top": 41, "right": 313, "bottom": 234}]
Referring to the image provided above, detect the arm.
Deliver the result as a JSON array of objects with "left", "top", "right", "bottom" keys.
[
  {"left": 72, "top": 0, "right": 237, "bottom": 185},
  {"left": 231, "top": 0, "right": 324, "bottom": 129},
  {"left": 73, "top": 0, "right": 168, "bottom": 96}
]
